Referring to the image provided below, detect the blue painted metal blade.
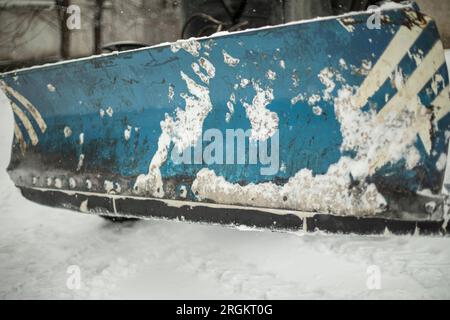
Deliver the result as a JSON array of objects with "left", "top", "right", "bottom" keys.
[{"left": 1, "top": 2, "right": 450, "bottom": 223}]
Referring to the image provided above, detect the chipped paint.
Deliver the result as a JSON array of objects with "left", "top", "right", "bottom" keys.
[
  {"left": 168, "top": 85, "right": 174, "bottom": 101},
  {"left": 191, "top": 62, "right": 210, "bottom": 84},
  {"left": 266, "top": 70, "right": 276, "bottom": 80},
  {"left": 308, "top": 94, "right": 321, "bottom": 106},
  {"left": 312, "top": 106, "right": 323, "bottom": 116},
  {"left": 47, "top": 83, "right": 56, "bottom": 92},
  {"left": 134, "top": 66, "right": 214, "bottom": 197},
  {"left": 222, "top": 49, "right": 240, "bottom": 67},
  {"left": 318, "top": 68, "right": 336, "bottom": 101},
  {"left": 69, "top": 177, "right": 77, "bottom": 189},
  {"left": 338, "top": 18, "right": 356, "bottom": 32},
  {"left": 106, "top": 107, "right": 114, "bottom": 117},
  {"left": 226, "top": 101, "right": 234, "bottom": 123},
  {"left": 64, "top": 126, "right": 72, "bottom": 138},
  {"left": 170, "top": 39, "right": 201, "bottom": 56},
  {"left": 339, "top": 58, "right": 348, "bottom": 70},
  {"left": 77, "top": 154, "right": 85, "bottom": 171},
  {"left": 291, "top": 93, "right": 304, "bottom": 105},
  {"left": 431, "top": 73, "right": 445, "bottom": 96},
  {"left": 291, "top": 71, "right": 300, "bottom": 87},
  {"left": 198, "top": 57, "right": 215, "bottom": 78},
  {"left": 391, "top": 66, "right": 405, "bottom": 90},
  {"left": 243, "top": 82, "right": 278, "bottom": 141},
  {"left": 191, "top": 57, "right": 216, "bottom": 85},
  {"left": 240, "top": 78, "right": 250, "bottom": 88},
  {"left": 124, "top": 126, "right": 132, "bottom": 141},
  {"left": 408, "top": 49, "right": 424, "bottom": 66}
]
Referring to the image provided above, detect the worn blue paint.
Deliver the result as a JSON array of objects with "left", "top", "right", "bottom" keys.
[{"left": 1, "top": 3, "right": 450, "bottom": 213}]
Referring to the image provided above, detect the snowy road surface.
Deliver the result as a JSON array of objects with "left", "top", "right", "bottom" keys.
[{"left": 0, "top": 52, "right": 450, "bottom": 300}]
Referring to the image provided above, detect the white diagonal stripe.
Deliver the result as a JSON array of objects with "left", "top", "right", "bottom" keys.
[
  {"left": 377, "top": 41, "right": 445, "bottom": 122},
  {"left": 0, "top": 80, "right": 47, "bottom": 133},
  {"left": 11, "top": 102, "right": 39, "bottom": 146},
  {"left": 431, "top": 85, "right": 450, "bottom": 121},
  {"left": 14, "top": 122, "right": 27, "bottom": 153},
  {"left": 366, "top": 41, "right": 445, "bottom": 173},
  {"left": 13, "top": 122, "right": 24, "bottom": 141},
  {"left": 353, "top": 18, "right": 430, "bottom": 110}
]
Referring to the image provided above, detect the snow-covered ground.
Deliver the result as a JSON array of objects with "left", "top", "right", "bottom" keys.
[{"left": 0, "top": 52, "right": 450, "bottom": 300}]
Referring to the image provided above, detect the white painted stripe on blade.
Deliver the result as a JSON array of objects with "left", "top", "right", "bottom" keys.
[
  {"left": 13, "top": 122, "right": 24, "bottom": 141},
  {"left": 13, "top": 122, "right": 27, "bottom": 153},
  {"left": 376, "top": 41, "right": 445, "bottom": 156},
  {"left": 431, "top": 86, "right": 450, "bottom": 121},
  {"left": 11, "top": 102, "right": 39, "bottom": 146},
  {"left": 353, "top": 19, "right": 430, "bottom": 110},
  {"left": 0, "top": 81, "right": 47, "bottom": 133},
  {"left": 367, "top": 42, "right": 445, "bottom": 173},
  {"left": 377, "top": 41, "right": 445, "bottom": 122}
]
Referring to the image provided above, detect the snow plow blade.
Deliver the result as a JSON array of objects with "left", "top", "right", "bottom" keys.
[{"left": 1, "top": 2, "right": 450, "bottom": 234}]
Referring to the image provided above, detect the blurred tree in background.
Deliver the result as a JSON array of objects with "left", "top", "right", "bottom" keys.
[{"left": 0, "top": 0, "right": 448, "bottom": 72}]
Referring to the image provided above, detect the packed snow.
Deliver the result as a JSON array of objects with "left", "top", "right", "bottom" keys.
[{"left": 0, "top": 52, "right": 449, "bottom": 300}]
